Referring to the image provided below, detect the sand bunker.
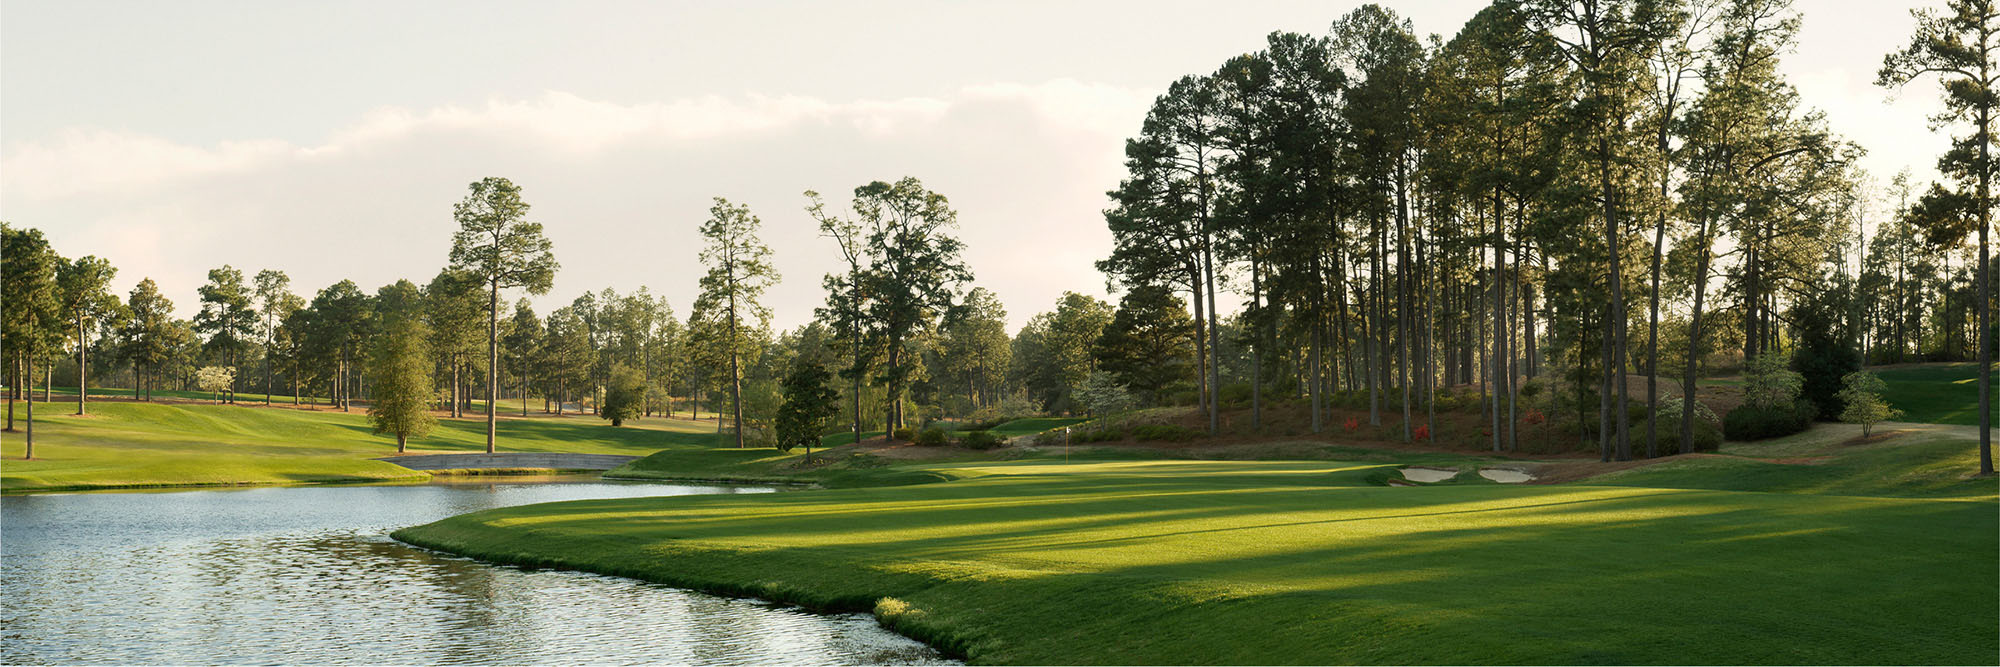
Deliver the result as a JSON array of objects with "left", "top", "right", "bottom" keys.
[
  {"left": 1400, "top": 467, "right": 1460, "bottom": 483},
  {"left": 1478, "top": 468, "right": 1535, "bottom": 484}
]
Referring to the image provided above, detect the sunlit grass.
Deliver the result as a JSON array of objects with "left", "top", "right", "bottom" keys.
[
  {"left": 0, "top": 400, "right": 713, "bottom": 492},
  {"left": 400, "top": 447, "right": 1998, "bottom": 664},
  {"left": 1875, "top": 363, "right": 1997, "bottom": 426}
]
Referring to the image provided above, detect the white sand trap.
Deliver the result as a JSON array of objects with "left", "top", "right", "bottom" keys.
[
  {"left": 1400, "top": 467, "right": 1459, "bottom": 483},
  {"left": 1478, "top": 468, "right": 1535, "bottom": 484}
]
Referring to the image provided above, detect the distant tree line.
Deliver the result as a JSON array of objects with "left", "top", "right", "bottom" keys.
[
  {"left": 1095, "top": 0, "right": 1993, "bottom": 471},
  {"left": 7, "top": 0, "right": 1992, "bottom": 474}
]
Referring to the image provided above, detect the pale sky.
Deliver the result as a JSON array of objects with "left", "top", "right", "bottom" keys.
[{"left": 2, "top": 0, "right": 1947, "bottom": 332}]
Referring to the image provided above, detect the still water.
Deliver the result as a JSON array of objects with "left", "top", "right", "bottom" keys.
[{"left": 0, "top": 479, "right": 953, "bottom": 665}]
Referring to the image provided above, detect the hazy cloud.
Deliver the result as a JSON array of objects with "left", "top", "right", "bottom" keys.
[{"left": 11, "top": 81, "right": 1151, "bottom": 330}]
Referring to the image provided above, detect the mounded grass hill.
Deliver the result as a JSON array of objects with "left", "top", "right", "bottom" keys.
[{"left": 398, "top": 424, "right": 1997, "bottom": 665}]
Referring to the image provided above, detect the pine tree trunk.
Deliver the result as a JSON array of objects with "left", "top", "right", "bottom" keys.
[
  {"left": 24, "top": 354, "right": 35, "bottom": 460},
  {"left": 76, "top": 314, "right": 89, "bottom": 416},
  {"left": 1978, "top": 85, "right": 1994, "bottom": 475},
  {"left": 729, "top": 282, "right": 745, "bottom": 449},
  {"left": 1202, "top": 238, "right": 1221, "bottom": 435},
  {"left": 486, "top": 281, "right": 499, "bottom": 454}
]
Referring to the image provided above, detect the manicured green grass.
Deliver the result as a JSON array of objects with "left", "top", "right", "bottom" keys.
[
  {"left": 0, "top": 400, "right": 719, "bottom": 492},
  {"left": 399, "top": 436, "right": 1997, "bottom": 665},
  {"left": 12, "top": 385, "right": 333, "bottom": 404},
  {"left": 1591, "top": 424, "right": 1996, "bottom": 498},
  {"left": 1875, "top": 363, "right": 1997, "bottom": 426}
]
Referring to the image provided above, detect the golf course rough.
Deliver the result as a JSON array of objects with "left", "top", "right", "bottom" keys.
[{"left": 394, "top": 458, "right": 1999, "bottom": 665}]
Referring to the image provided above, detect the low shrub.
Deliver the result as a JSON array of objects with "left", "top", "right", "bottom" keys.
[
  {"left": 957, "top": 418, "right": 1007, "bottom": 432},
  {"left": 1218, "top": 382, "right": 1253, "bottom": 408},
  {"left": 892, "top": 427, "right": 918, "bottom": 442},
  {"left": 1635, "top": 416, "right": 1722, "bottom": 455},
  {"left": 915, "top": 425, "right": 949, "bottom": 446},
  {"left": 1131, "top": 424, "right": 1199, "bottom": 442},
  {"left": 1072, "top": 428, "right": 1126, "bottom": 444},
  {"left": 958, "top": 430, "right": 1003, "bottom": 450},
  {"left": 1722, "top": 399, "right": 1816, "bottom": 441}
]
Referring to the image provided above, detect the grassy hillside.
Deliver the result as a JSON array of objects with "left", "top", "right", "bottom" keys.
[
  {"left": 1875, "top": 363, "right": 1997, "bottom": 426},
  {"left": 398, "top": 443, "right": 1997, "bottom": 665},
  {"left": 0, "top": 400, "right": 721, "bottom": 492},
  {"left": 1588, "top": 422, "right": 1994, "bottom": 498}
]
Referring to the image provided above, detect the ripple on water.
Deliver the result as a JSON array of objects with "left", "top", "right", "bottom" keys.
[{"left": 1, "top": 482, "right": 955, "bottom": 666}]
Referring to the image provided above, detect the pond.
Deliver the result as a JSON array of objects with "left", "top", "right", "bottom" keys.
[{"left": 1, "top": 478, "right": 953, "bottom": 665}]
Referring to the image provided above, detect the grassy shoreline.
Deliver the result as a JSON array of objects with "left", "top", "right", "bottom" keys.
[
  {"left": 0, "top": 400, "right": 727, "bottom": 493},
  {"left": 395, "top": 439, "right": 1997, "bottom": 665}
]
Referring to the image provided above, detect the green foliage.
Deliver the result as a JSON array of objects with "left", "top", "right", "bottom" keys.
[
  {"left": 367, "top": 285, "right": 436, "bottom": 448},
  {"left": 119, "top": 278, "right": 178, "bottom": 384},
  {"left": 691, "top": 197, "right": 778, "bottom": 447},
  {"left": 448, "top": 177, "right": 557, "bottom": 296},
  {"left": 957, "top": 430, "right": 1003, "bottom": 450},
  {"left": 1073, "top": 371, "right": 1135, "bottom": 417},
  {"left": 777, "top": 360, "right": 840, "bottom": 454},
  {"left": 1789, "top": 292, "right": 1862, "bottom": 419},
  {"left": 1073, "top": 427, "right": 1125, "bottom": 443},
  {"left": 1638, "top": 415, "right": 1720, "bottom": 456},
  {"left": 56, "top": 255, "right": 121, "bottom": 335},
  {"left": 194, "top": 366, "right": 235, "bottom": 397},
  {"left": 809, "top": 178, "right": 971, "bottom": 433},
  {"left": 193, "top": 265, "right": 258, "bottom": 390},
  {"left": 938, "top": 287, "right": 1011, "bottom": 411},
  {"left": 1654, "top": 395, "right": 1719, "bottom": 427},
  {"left": 1741, "top": 352, "right": 1804, "bottom": 410},
  {"left": 448, "top": 176, "right": 557, "bottom": 450},
  {"left": 1131, "top": 423, "right": 1200, "bottom": 442},
  {"left": 1723, "top": 400, "right": 1815, "bottom": 442},
  {"left": 892, "top": 427, "right": 918, "bottom": 442},
  {"left": 3, "top": 225, "right": 66, "bottom": 384},
  {"left": 1094, "top": 284, "right": 1195, "bottom": 403},
  {"left": 1837, "top": 370, "right": 1902, "bottom": 437},
  {"left": 915, "top": 425, "right": 948, "bottom": 446},
  {"left": 423, "top": 269, "right": 488, "bottom": 377},
  {"left": 600, "top": 364, "right": 646, "bottom": 427},
  {"left": 1218, "top": 381, "right": 1252, "bottom": 408}
]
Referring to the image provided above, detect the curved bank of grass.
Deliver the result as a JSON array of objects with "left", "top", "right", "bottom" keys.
[
  {"left": 397, "top": 441, "right": 1997, "bottom": 665},
  {"left": 0, "top": 400, "right": 722, "bottom": 493}
]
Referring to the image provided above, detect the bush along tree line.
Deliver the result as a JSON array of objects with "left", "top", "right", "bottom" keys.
[{"left": 5, "top": 2, "right": 1993, "bottom": 475}]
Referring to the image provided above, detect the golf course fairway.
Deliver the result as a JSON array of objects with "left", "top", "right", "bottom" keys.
[
  {"left": 0, "top": 401, "right": 721, "bottom": 493},
  {"left": 395, "top": 457, "right": 1998, "bottom": 665}
]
